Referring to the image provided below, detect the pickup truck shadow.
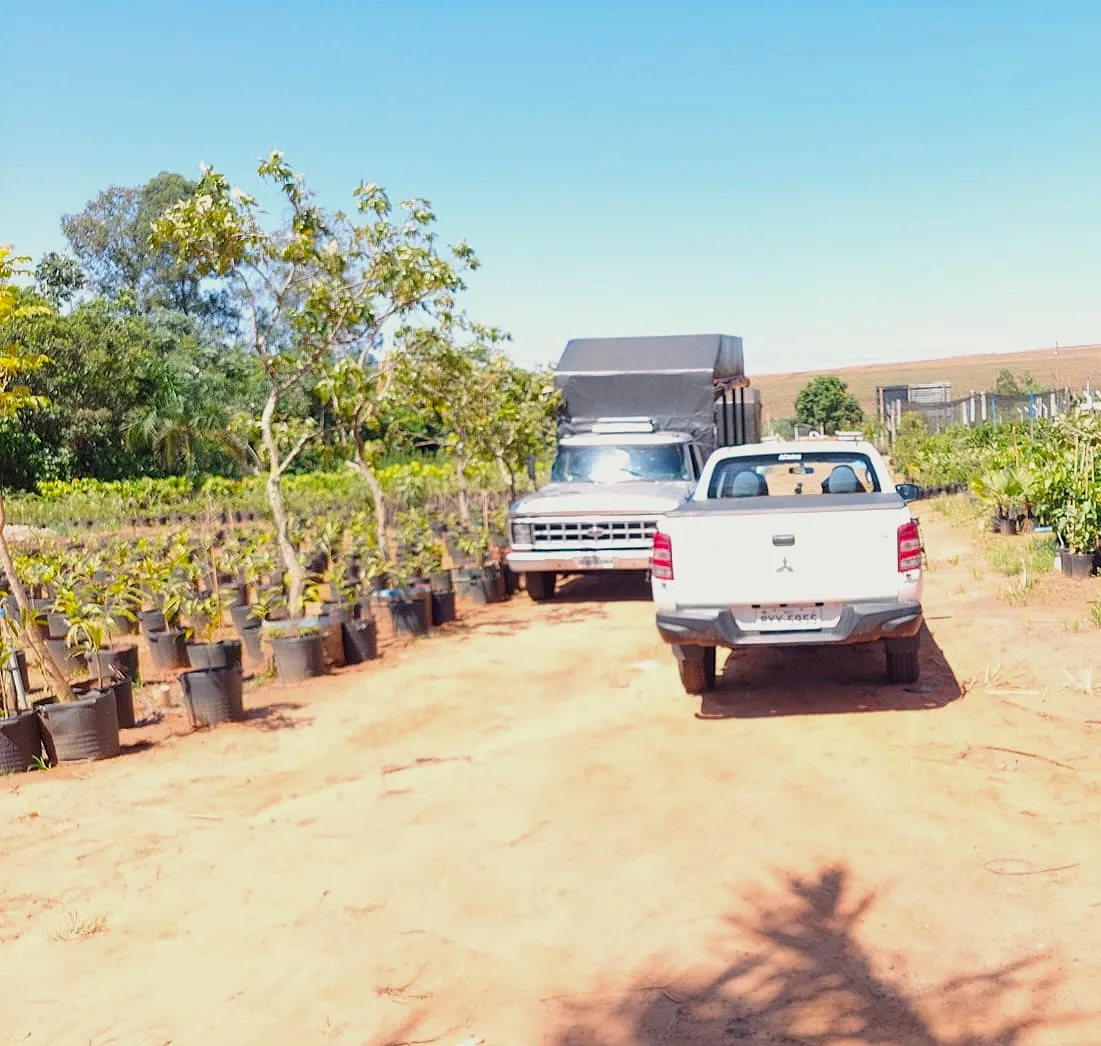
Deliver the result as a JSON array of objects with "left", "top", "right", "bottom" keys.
[
  {"left": 698, "top": 625, "right": 960, "bottom": 718},
  {"left": 553, "top": 573, "right": 652, "bottom": 603}
]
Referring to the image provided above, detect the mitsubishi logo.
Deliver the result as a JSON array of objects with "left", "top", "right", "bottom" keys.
[{"left": 776, "top": 557, "right": 794, "bottom": 573}]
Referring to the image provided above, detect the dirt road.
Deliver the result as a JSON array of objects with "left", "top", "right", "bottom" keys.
[{"left": 3, "top": 506, "right": 1101, "bottom": 1045}]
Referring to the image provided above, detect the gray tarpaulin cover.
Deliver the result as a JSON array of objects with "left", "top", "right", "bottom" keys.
[{"left": 554, "top": 334, "right": 745, "bottom": 445}]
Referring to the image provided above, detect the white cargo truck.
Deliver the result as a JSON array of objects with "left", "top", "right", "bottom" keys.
[{"left": 507, "top": 334, "right": 760, "bottom": 601}]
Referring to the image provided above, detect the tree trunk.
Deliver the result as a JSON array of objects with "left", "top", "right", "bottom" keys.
[
  {"left": 260, "top": 391, "right": 306, "bottom": 618},
  {"left": 350, "top": 443, "right": 389, "bottom": 561},
  {"left": 455, "top": 445, "right": 471, "bottom": 525},
  {"left": 0, "top": 497, "right": 75, "bottom": 702},
  {"left": 495, "top": 452, "right": 516, "bottom": 500}
]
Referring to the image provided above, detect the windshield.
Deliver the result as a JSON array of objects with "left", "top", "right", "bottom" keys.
[
  {"left": 707, "top": 451, "right": 881, "bottom": 498},
  {"left": 551, "top": 443, "right": 692, "bottom": 484}
]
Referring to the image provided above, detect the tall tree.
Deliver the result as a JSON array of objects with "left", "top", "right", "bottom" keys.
[
  {"left": 0, "top": 246, "right": 75, "bottom": 703},
  {"left": 62, "top": 171, "right": 229, "bottom": 320},
  {"left": 794, "top": 375, "right": 863, "bottom": 435},
  {"left": 153, "top": 153, "right": 475, "bottom": 616},
  {"left": 0, "top": 300, "right": 255, "bottom": 485},
  {"left": 391, "top": 320, "right": 506, "bottom": 524}
]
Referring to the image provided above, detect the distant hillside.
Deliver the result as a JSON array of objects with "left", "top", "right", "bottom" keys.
[{"left": 754, "top": 343, "right": 1101, "bottom": 423}]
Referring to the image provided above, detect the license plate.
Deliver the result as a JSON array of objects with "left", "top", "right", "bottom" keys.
[
  {"left": 578, "top": 554, "right": 615, "bottom": 569},
  {"left": 753, "top": 605, "right": 821, "bottom": 630}
]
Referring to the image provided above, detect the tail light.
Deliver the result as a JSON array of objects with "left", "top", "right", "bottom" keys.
[
  {"left": 652, "top": 530, "right": 674, "bottom": 580},
  {"left": 897, "top": 519, "right": 922, "bottom": 572}
]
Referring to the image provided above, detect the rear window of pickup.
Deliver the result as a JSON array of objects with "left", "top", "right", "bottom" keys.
[{"left": 707, "top": 452, "right": 882, "bottom": 499}]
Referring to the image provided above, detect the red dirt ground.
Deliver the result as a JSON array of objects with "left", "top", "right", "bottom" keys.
[{"left": 4, "top": 505, "right": 1101, "bottom": 1045}]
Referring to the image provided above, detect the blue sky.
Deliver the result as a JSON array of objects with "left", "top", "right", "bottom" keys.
[{"left": 3, "top": 1, "right": 1100, "bottom": 375}]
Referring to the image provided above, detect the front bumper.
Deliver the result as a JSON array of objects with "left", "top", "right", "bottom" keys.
[
  {"left": 655, "top": 601, "right": 923, "bottom": 649},
  {"left": 507, "top": 549, "right": 652, "bottom": 573}
]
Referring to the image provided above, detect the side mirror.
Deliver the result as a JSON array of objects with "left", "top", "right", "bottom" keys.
[
  {"left": 525, "top": 455, "right": 537, "bottom": 484},
  {"left": 896, "top": 482, "right": 921, "bottom": 503}
]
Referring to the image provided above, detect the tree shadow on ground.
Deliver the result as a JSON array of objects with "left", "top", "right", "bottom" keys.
[
  {"left": 698, "top": 625, "right": 961, "bottom": 719},
  {"left": 550, "top": 865, "right": 1070, "bottom": 1045}
]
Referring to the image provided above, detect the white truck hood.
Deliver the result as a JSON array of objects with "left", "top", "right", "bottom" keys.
[{"left": 511, "top": 480, "right": 692, "bottom": 517}]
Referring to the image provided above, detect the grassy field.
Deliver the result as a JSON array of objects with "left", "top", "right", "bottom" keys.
[{"left": 755, "top": 342, "right": 1101, "bottom": 424}]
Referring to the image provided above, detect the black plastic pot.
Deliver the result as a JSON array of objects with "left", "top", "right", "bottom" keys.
[
  {"left": 457, "top": 569, "right": 489, "bottom": 606},
  {"left": 37, "top": 691, "right": 120, "bottom": 764},
  {"left": 431, "top": 590, "right": 456, "bottom": 626},
  {"left": 146, "top": 629, "right": 189, "bottom": 672},
  {"left": 46, "top": 613, "right": 70, "bottom": 640},
  {"left": 229, "top": 602, "right": 257, "bottom": 635},
  {"left": 317, "top": 615, "right": 346, "bottom": 668},
  {"left": 180, "top": 666, "right": 244, "bottom": 727},
  {"left": 484, "top": 564, "right": 508, "bottom": 602},
  {"left": 73, "top": 678, "right": 134, "bottom": 731},
  {"left": 111, "top": 676, "right": 136, "bottom": 729},
  {"left": 239, "top": 622, "right": 264, "bottom": 665},
  {"left": 388, "top": 593, "right": 429, "bottom": 636},
  {"left": 86, "top": 644, "right": 139, "bottom": 685},
  {"left": 1061, "top": 551, "right": 1094, "bottom": 580},
  {"left": 186, "top": 639, "right": 243, "bottom": 670},
  {"left": 341, "top": 618, "right": 379, "bottom": 664},
  {"left": 138, "top": 608, "right": 173, "bottom": 634},
  {"left": 44, "top": 637, "right": 83, "bottom": 677},
  {"left": 0, "top": 711, "right": 42, "bottom": 774},
  {"left": 108, "top": 613, "right": 139, "bottom": 637},
  {"left": 319, "top": 602, "right": 353, "bottom": 622},
  {"left": 270, "top": 633, "right": 327, "bottom": 682},
  {"left": 430, "top": 570, "right": 453, "bottom": 593},
  {"left": 998, "top": 516, "right": 1017, "bottom": 536}
]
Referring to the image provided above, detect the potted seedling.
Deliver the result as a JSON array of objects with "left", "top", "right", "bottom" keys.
[
  {"left": 183, "top": 589, "right": 241, "bottom": 670},
  {"left": 143, "top": 574, "right": 191, "bottom": 673},
  {"left": 29, "top": 608, "right": 124, "bottom": 763},
  {"left": 266, "top": 620, "right": 327, "bottom": 683},
  {"left": 0, "top": 616, "right": 43, "bottom": 773},
  {"left": 1057, "top": 498, "right": 1097, "bottom": 580},
  {"left": 179, "top": 584, "right": 244, "bottom": 728}
]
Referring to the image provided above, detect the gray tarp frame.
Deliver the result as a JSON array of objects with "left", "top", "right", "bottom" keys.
[{"left": 554, "top": 334, "right": 747, "bottom": 451}]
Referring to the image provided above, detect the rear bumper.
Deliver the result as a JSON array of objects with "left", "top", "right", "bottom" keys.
[
  {"left": 507, "top": 550, "right": 651, "bottom": 573},
  {"left": 655, "top": 601, "right": 923, "bottom": 649}
]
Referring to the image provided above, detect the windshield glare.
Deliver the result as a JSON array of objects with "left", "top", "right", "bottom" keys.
[{"left": 551, "top": 444, "right": 691, "bottom": 484}]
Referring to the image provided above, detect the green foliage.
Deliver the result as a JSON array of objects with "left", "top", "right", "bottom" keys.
[
  {"left": 767, "top": 417, "right": 796, "bottom": 440},
  {"left": 61, "top": 171, "right": 228, "bottom": 320},
  {"left": 993, "top": 368, "right": 1040, "bottom": 397},
  {"left": 899, "top": 411, "right": 1101, "bottom": 555},
  {"left": 794, "top": 376, "right": 863, "bottom": 435}
]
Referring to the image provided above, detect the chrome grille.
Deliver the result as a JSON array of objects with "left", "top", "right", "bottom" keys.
[{"left": 530, "top": 518, "right": 658, "bottom": 549}]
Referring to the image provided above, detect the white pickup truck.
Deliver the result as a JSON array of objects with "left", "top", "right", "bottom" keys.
[{"left": 651, "top": 438, "right": 924, "bottom": 695}]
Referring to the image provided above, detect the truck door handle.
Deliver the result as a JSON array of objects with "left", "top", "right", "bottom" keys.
[{"left": 772, "top": 534, "right": 795, "bottom": 546}]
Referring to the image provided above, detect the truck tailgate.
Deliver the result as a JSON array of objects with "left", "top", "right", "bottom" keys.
[{"left": 663, "top": 496, "right": 907, "bottom": 606}]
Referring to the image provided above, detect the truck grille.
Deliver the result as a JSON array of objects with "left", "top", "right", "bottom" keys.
[{"left": 530, "top": 519, "right": 658, "bottom": 549}]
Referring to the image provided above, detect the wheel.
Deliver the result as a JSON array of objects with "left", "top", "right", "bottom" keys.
[
  {"left": 885, "top": 643, "right": 920, "bottom": 684},
  {"left": 525, "top": 571, "right": 557, "bottom": 602},
  {"left": 676, "top": 645, "right": 716, "bottom": 695}
]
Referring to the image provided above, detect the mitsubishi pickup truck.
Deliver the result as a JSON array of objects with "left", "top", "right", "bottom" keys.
[{"left": 650, "top": 438, "right": 924, "bottom": 694}]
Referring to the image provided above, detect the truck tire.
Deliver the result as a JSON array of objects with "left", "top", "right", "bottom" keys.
[
  {"left": 676, "top": 645, "right": 716, "bottom": 695},
  {"left": 885, "top": 643, "right": 920, "bottom": 685},
  {"left": 525, "top": 571, "right": 557, "bottom": 602}
]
